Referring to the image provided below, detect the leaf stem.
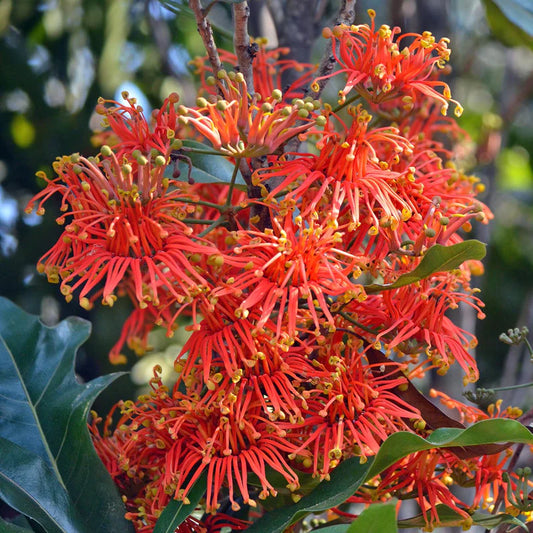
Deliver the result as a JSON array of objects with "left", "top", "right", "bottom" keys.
[
  {"left": 198, "top": 217, "right": 225, "bottom": 238},
  {"left": 338, "top": 310, "right": 380, "bottom": 335},
  {"left": 490, "top": 382, "right": 533, "bottom": 392},
  {"left": 178, "top": 197, "right": 226, "bottom": 210},
  {"left": 524, "top": 337, "right": 533, "bottom": 360},
  {"left": 332, "top": 93, "right": 362, "bottom": 114},
  {"left": 180, "top": 147, "right": 229, "bottom": 157},
  {"left": 181, "top": 218, "right": 218, "bottom": 225},
  {"left": 226, "top": 158, "right": 241, "bottom": 208}
]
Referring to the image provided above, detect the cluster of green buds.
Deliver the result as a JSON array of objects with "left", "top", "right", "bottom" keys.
[
  {"left": 500, "top": 326, "right": 533, "bottom": 363},
  {"left": 499, "top": 326, "right": 530, "bottom": 347}
]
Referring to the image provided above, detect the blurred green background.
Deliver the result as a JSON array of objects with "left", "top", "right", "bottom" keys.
[{"left": 1, "top": 0, "right": 533, "bottom": 411}]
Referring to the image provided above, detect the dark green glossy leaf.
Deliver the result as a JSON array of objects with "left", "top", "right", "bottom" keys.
[
  {"left": 0, "top": 297, "right": 133, "bottom": 533},
  {"left": 364, "top": 240, "right": 486, "bottom": 293},
  {"left": 153, "top": 473, "right": 208, "bottom": 533},
  {"left": 398, "top": 503, "right": 527, "bottom": 530},
  {"left": 0, "top": 515, "right": 36, "bottom": 532},
  {"left": 0, "top": 437, "right": 82, "bottom": 533},
  {"left": 168, "top": 140, "right": 246, "bottom": 188},
  {"left": 246, "top": 456, "right": 372, "bottom": 533},
  {"left": 366, "top": 418, "right": 533, "bottom": 480},
  {"left": 346, "top": 500, "right": 397, "bottom": 533},
  {"left": 484, "top": 0, "right": 533, "bottom": 48}
]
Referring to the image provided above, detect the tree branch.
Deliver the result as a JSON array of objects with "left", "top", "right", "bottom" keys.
[
  {"left": 310, "top": 0, "right": 357, "bottom": 99},
  {"left": 189, "top": 0, "right": 222, "bottom": 80},
  {"left": 232, "top": 1, "right": 255, "bottom": 96}
]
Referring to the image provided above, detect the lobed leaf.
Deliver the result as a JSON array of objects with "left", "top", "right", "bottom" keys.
[
  {"left": 0, "top": 297, "right": 133, "bottom": 533},
  {"left": 364, "top": 240, "right": 486, "bottom": 293}
]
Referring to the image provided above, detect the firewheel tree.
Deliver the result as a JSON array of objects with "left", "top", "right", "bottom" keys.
[{"left": 2, "top": 2, "right": 533, "bottom": 533}]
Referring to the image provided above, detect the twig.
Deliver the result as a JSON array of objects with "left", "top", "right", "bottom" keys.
[
  {"left": 310, "top": 0, "right": 357, "bottom": 99},
  {"left": 188, "top": 0, "right": 222, "bottom": 80},
  {"left": 238, "top": 158, "right": 271, "bottom": 230},
  {"left": 232, "top": 1, "right": 255, "bottom": 96}
]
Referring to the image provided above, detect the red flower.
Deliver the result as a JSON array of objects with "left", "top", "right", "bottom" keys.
[
  {"left": 178, "top": 70, "right": 317, "bottom": 158},
  {"left": 94, "top": 92, "right": 183, "bottom": 158},
  {"left": 283, "top": 337, "right": 421, "bottom": 478},
  {"left": 27, "top": 150, "right": 213, "bottom": 311},
  {"left": 215, "top": 211, "right": 359, "bottom": 339},
  {"left": 26, "top": 98, "right": 227, "bottom": 363},
  {"left": 93, "top": 366, "right": 304, "bottom": 516},
  {"left": 369, "top": 449, "right": 472, "bottom": 528},
  {"left": 344, "top": 270, "right": 484, "bottom": 383},
  {"left": 430, "top": 390, "right": 524, "bottom": 424},
  {"left": 314, "top": 10, "right": 462, "bottom": 116},
  {"left": 257, "top": 106, "right": 417, "bottom": 234},
  {"left": 192, "top": 40, "right": 316, "bottom": 102},
  {"left": 161, "top": 404, "right": 301, "bottom": 513},
  {"left": 176, "top": 293, "right": 324, "bottom": 426}
]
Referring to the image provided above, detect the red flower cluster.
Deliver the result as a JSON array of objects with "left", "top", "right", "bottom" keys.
[
  {"left": 313, "top": 9, "right": 462, "bottom": 116},
  {"left": 29, "top": 11, "right": 528, "bottom": 532}
]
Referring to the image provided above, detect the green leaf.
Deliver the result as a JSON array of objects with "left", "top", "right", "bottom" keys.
[
  {"left": 0, "top": 297, "right": 134, "bottom": 533},
  {"left": 310, "top": 526, "right": 350, "bottom": 533},
  {"left": 364, "top": 240, "right": 486, "bottom": 293},
  {"left": 0, "top": 437, "right": 83, "bottom": 533},
  {"left": 484, "top": 0, "right": 533, "bottom": 47},
  {"left": 153, "top": 473, "right": 208, "bottom": 533},
  {"left": 168, "top": 140, "right": 246, "bottom": 188},
  {"left": 246, "top": 456, "right": 372, "bottom": 533},
  {"left": 366, "top": 418, "right": 533, "bottom": 481},
  {"left": 346, "top": 500, "right": 398, "bottom": 533},
  {"left": 398, "top": 504, "right": 528, "bottom": 530},
  {"left": 0, "top": 515, "right": 35, "bottom": 532}
]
